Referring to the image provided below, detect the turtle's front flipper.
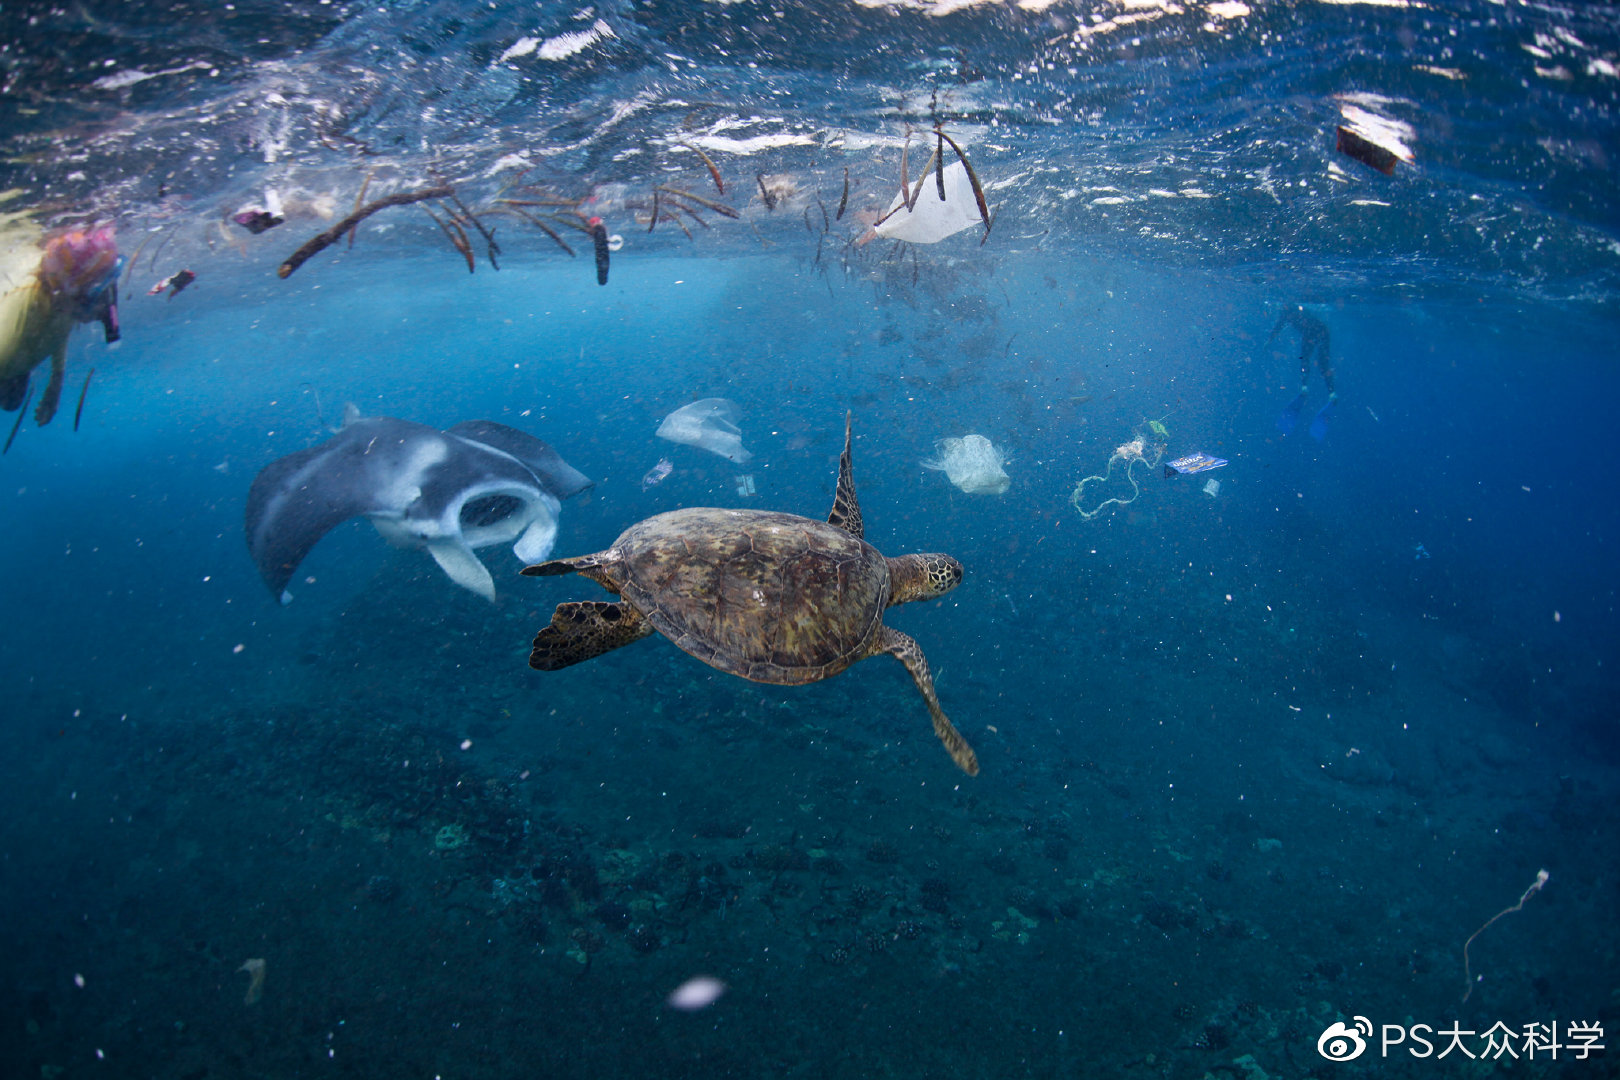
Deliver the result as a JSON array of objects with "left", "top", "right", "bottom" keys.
[
  {"left": 530, "top": 601, "right": 654, "bottom": 670},
  {"left": 521, "top": 553, "right": 619, "bottom": 593},
  {"left": 521, "top": 558, "right": 582, "bottom": 577},
  {"left": 876, "top": 625, "right": 978, "bottom": 775}
]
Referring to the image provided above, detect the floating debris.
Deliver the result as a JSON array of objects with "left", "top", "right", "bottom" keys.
[
  {"left": 450, "top": 193, "right": 501, "bottom": 270},
  {"left": 1334, "top": 102, "right": 1415, "bottom": 175},
  {"left": 232, "top": 210, "right": 284, "bottom": 235},
  {"left": 933, "top": 126, "right": 993, "bottom": 241},
  {"left": 277, "top": 184, "right": 454, "bottom": 279},
  {"left": 655, "top": 186, "right": 739, "bottom": 220},
  {"left": 676, "top": 140, "right": 725, "bottom": 195},
  {"left": 1163, "top": 452, "right": 1228, "bottom": 477},
  {"left": 239, "top": 958, "right": 266, "bottom": 1006},
  {"left": 147, "top": 269, "right": 195, "bottom": 298},
  {"left": 641, "top": 457, "right": 673, "bottom": 491},
  {"left": 921, "top": 434, "right": 1010, "bottom": 495},
  {"left": 73, "top": 367, "right": 95, "bottom": 432},
  {"left": 667, "top": 976, "right": 726, "bottom": 1012},
  {"left": 589, "top": 217, "right": 611, "bottom": 284},
  {"left": 656, "top": 399, "right": 751, "bottom": 464},
  {"left": 3, "top": 384, "right": 33, "bottom": 454},
  {"left": 421, "top": 203, "right": 475, "bottom": 273}
]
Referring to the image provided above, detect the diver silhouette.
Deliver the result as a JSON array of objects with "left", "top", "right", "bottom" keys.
[{"left": 1268, "top": 305, "right": 1337, "bottom": 440}]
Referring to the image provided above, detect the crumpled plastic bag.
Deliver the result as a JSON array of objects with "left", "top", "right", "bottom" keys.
[
  {"left": 921, "top": 433, "right": 1009, "bottom": 494},
  {"left": 656, "top": 398, "right": 752, "bottom": 464},
  {"left": 874, "top": 160, "right": 981, "bottom": 245}
]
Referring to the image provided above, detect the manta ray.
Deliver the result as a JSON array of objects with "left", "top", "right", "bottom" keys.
[{"left": 245, "top": 408, "right": 592, "bottom": 602}]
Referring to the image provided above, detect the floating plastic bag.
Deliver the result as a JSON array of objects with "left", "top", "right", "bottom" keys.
[
  {"left": 921, "top": 434, "right": 1010, "bottom": 495},
  {"left": 1070, "top": 433, "right": 1165, "bottom": 520},
  {"left": 656, "top": 398, "right": 752, "bottom": 464},
  {"left": 874, "top": 161, "right": 981, "bottom": 245}
]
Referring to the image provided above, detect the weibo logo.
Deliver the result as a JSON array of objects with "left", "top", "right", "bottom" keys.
[{"left": 1319, "top": 1016, "right": 1374, "bottom": 1061}]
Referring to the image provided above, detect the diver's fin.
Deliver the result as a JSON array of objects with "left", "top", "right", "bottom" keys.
[
  {"left": 876, "top": 624, "right": 978, "bottom": 776},
  {"left": 529, "top": 601, "right": 653, "bottom": 670},
  {"left": 1276, "top": 392, "right": 1306, "bottom": 435},
  {"left": 1309, "top": 400, "right": 1336, "bottom": 441},
  {"left": 826, "top": 411, "right": 864, "bottom": 539},
  {"left": 427, "top": 539, "right": 496, "bottom": 601}
]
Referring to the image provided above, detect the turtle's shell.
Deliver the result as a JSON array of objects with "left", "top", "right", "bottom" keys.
[{"left": 607, "top": 507, "right": 890, "bottom": 684}]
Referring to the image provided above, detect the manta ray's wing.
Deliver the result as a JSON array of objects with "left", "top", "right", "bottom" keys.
[
  {"left": 244, "top": 418, "right": 446, "bottom": 601},
  {"left": 444, "top": 420, "right": 594, "bottom": 498}
]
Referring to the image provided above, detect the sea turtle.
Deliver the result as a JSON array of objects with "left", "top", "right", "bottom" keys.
[{"left": 521, "top": 413, "right": 979, "bottom": 775}]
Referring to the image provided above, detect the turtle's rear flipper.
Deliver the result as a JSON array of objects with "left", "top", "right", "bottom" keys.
[
  {"left": 876, "top": 625, "right": 979, "bottom": 776},
  {"left": 530, "top": 601, "right": 654, "bottom": 670}
]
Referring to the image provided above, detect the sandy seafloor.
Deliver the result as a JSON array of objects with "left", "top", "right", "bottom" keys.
[{"left": 0, "top": 241, "right": 1615, "bottom": 1078}]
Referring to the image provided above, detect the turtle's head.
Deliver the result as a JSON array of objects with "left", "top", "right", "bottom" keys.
[{"left": 887, "top": 553, "right": 963, "bottom": 606}]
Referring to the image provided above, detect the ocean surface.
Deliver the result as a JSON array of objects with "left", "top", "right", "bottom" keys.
[{"left": 2, "top": 1, "right": 1616, "bottom": 1077}]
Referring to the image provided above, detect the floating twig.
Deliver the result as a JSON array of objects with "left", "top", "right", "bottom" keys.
[
  {"left": 447, "top": 218, "right": 475, "bottom": 273},
  {"left": 497, "top": 196, "right": 581, "bottom": 209},
  {"left": 73, "top": 367, "right": 95, "bottom": 432},
  {"left": 661, "top": 209, "right": 694, "bottom": 241},
  {"left": 658, "top": 195, "right": 710, "bottom": 229},
  {"left": 836, "top": 166, "right": 850, "bottom": 221},
  {"left": 277, "top": 184, "right": 454, "bottom": 279},
  {"left": 532, "top": 211, "right": 594, "bottom": 236},
  {"left": 450, "top": 193, "right": 501, "bottom": 270},
  {"left": 655, "top": 186, "right": 739, "bottom": 219},
  {"left": 872, "top": 145, "right": 939, "bottom": 232},
  {"left": 676, "top": 140, "right": 725, "bottom": 195},
  {"left": 420, "top": 203, "right": 475, "bottom": 272},
  {"left": 347, "top": 172, "right": 374, "bottom": 249},
  {"left": 933, "top": 126, "right": 992, "bottom": 239},
  {"left": 124, "top": 231, "right": 153, "bottom": 285},
  {"left": 147, "top": 227, "right": 173, "bottom": 273},
  {"left": 898, "top": 129, "right": 916, "bottom": 212},
  {"left": 4, "top": 384, "right": 34, "bottom": 454},
  {"left": 910, "top": 146, "right": 939, "bottom": 211},
  {"left": 495, "top": 206, "right": 577, "bottom": 256},
  {"left": 900, "top": 130, "right": 913, "bottom": 213}
]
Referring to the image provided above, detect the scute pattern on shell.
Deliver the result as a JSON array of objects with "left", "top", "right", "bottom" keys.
[{"left": 612, "top": 507, "right": 889, "bottom": 683}]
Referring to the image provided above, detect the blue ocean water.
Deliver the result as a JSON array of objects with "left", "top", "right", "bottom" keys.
[{"left": 2, "top": 1, "right": 1616, "bottom": 1077}]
